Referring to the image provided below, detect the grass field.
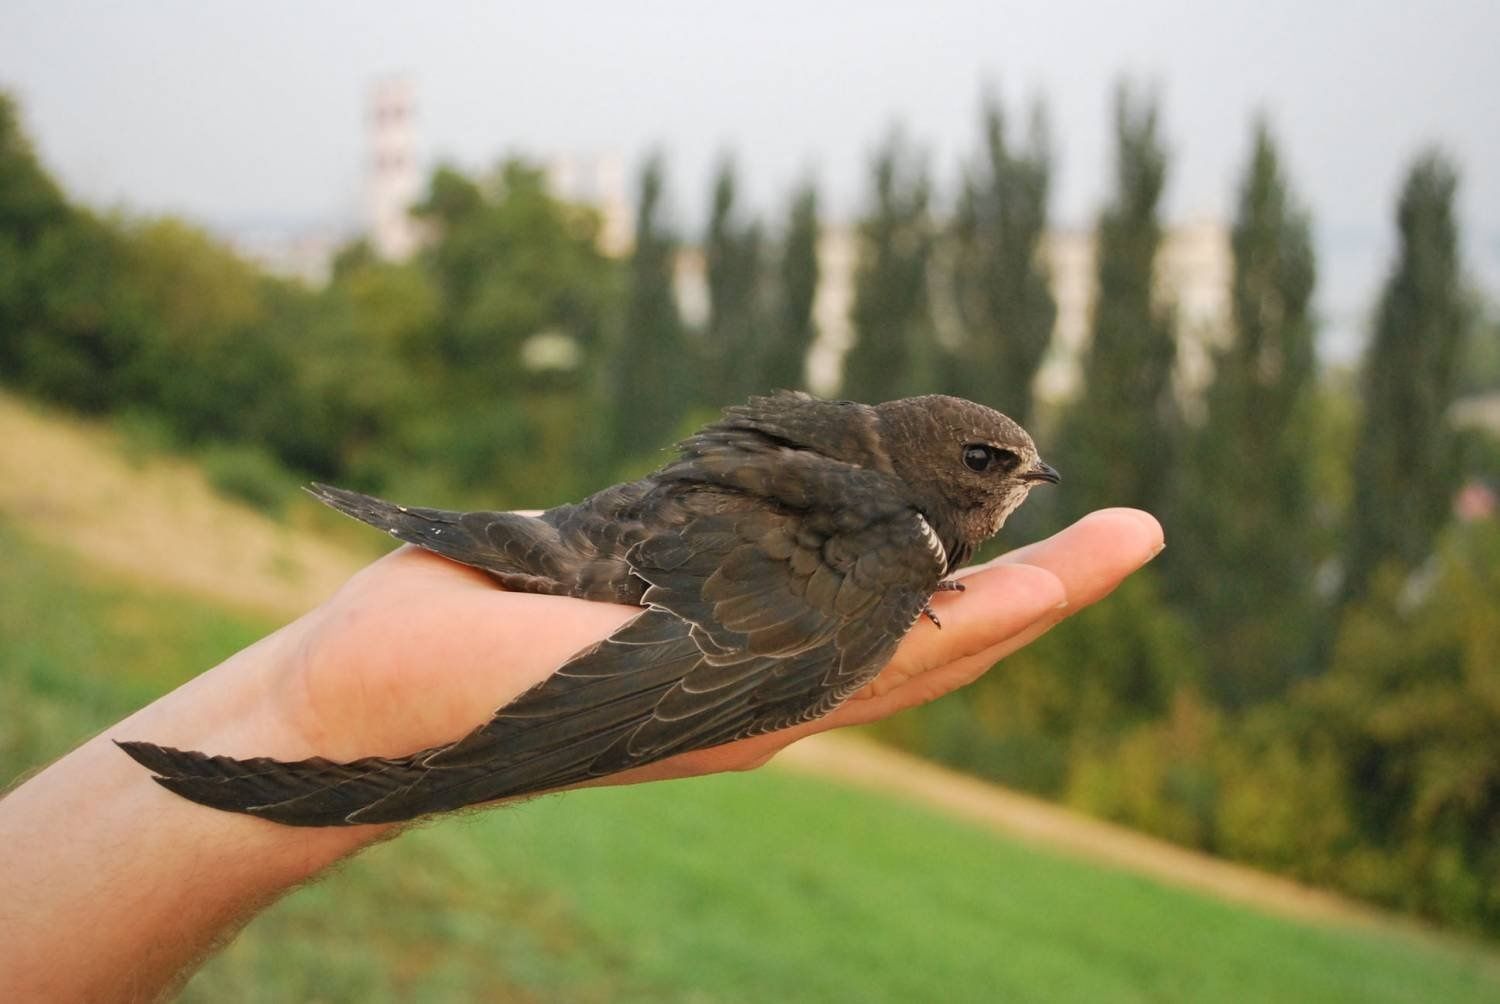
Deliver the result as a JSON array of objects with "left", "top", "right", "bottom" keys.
[{"left": 5, "top": 520, "right": 1500, "bottom": 1003}]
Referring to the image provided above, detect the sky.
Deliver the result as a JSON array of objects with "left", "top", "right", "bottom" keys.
[{"left": 2, "top": 1, "right": 1497, "bottom": 360}]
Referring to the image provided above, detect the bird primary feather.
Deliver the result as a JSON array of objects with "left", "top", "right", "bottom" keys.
[{"left": 118, "top": 392, "right": 1058, "bottom": 825}]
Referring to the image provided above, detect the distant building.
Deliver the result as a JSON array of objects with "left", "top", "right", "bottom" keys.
[
  {"left": 784, "top": 220, "right": 1231, "bottom": 401},
  {"left": 365, "top": 77, "right": 423, "bottom": 261},
  {"left": 545, "top": 152, "right": 632, "bottom": 258},
  {"left": 1035, "top": 219, "right": 1233, "bottom": 409},
  {"left": 807, "top": 226, "right": 858, "bottom": 395},
  {"left": 672, "top": 244, "right": 710, "bottom": 331},
  {"left": 665, "top": 225, "right": 856, "bottom": 395},
  {"left": 227, "top": 226, "right": 344, "bottom": 286},
  {"left": 1451, "top": 392, "right": 1500, "bottom": 437}
]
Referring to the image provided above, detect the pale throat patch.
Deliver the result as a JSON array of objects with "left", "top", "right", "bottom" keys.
[{"left": 914, "top": 513, "right": 949, "bottom": 573}]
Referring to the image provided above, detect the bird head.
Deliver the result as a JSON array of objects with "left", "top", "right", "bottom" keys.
[{"left": 874, "top": 395, "right": 1059, "bottom": 553}]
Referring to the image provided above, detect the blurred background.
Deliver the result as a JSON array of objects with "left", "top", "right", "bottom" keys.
[{"left": 2, "top": 2, "right": 1498, "bottom": 1000}]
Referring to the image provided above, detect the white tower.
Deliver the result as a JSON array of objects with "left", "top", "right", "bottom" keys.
[{"left": 365, "top": 77, "right": 421, "bottom": 260}]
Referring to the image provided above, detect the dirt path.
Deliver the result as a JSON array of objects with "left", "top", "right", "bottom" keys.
[{"left": 1, "top": 392, "right": 1481, "bottom": 949}]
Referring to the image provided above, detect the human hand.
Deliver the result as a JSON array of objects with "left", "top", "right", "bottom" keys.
[{"left": 263, "top": 507, "right": 1164, "bottom": 796}]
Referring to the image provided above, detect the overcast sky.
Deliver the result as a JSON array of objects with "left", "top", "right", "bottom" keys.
[{"left": 3, "top": 1, "right": 1496, "bottom": 357}]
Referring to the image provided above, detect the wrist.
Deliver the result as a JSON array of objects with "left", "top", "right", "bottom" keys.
[
  {"left": 0, "top": 619, "right": 393, "bottom": 1001},
  {"left": 108, "top": 617, "right": 400, "bottom": 855}
]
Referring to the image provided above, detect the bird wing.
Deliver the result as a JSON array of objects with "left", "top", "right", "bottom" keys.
[
  {"left": 307, "top": 483, "right": 645, "bottom": 603},
  {"left": 335, "top": 494, "right": 943, "bottom": 822}
]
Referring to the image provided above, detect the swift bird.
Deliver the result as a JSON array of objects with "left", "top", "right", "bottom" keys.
[{"left": 119, "top": 392, "right": 1059, "bottom": 825}]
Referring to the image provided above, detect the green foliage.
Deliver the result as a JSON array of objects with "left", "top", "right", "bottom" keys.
[
  {"left": 412, "top": 160, "right": 612, "bottom": 402},
  {"left": 605, "top": 154, "right": 694, "bottom": 463},
  {"left": 1343, "top": 151, "right": 1469, "bottom": 602},
  {"left": 0, "top": 94, "right": 79, "bottom": 392},
  {"left": 0, "top": 93, "right": 68, "bottom": 243},
  {"left": 1067, "top": 689, "right": 1222, "bottom": 848},
  {"left": 1, "top": 89, "right": 619, "bottom": 508},
  {"left": 1171, "top": 120, "right": 1325, "bottom": 706},
  {"left": 1456, "top": 305, "right": 1499, "bottom": 395},
  {"left": 119, "top": 219, "right": 290, "bottom": 441},
  {"left": 1, "top": 210, "right": 148, "bottom": 412},
  {"left": 200, "top": 442, "right": 297, "bottom": 516},
  {"left": 1306, "top": 523, "right": 1500, "bottom": 929},
  {"left": 944, "top": 91, "right": 1056, "bottom": 423},
  {"left": 1058, "top": 82, "right": 1178, "bottom": 520},
  {"left": 762, "top": 181, "right": 820, "bottom": 392},
  {"left": 842, "top": 128, "right": 936, "bottom": 402},
  {"left": 703, "top": 156, "right": 766, "bottom": 403}
]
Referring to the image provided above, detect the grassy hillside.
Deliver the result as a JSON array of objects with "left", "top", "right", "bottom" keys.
[
  {"left": 5, "top": 520, "right": 1500, "bottom": 1002},
  {"left": 0, "top": 392, "right": 367, "bottom": 619}
]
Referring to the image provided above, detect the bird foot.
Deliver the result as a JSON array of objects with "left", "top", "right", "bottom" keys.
[{"left": 923, "top": 580, "right": 964, "bottom": 627}]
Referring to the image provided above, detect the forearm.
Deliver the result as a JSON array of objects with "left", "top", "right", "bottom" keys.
[{"left": 0, "top": 625, "right": 392, "bottom": 1002}]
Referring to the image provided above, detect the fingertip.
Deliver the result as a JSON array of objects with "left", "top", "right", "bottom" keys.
[{"left": 1077, "top": 507, "right": 1165, "bottom": 563}]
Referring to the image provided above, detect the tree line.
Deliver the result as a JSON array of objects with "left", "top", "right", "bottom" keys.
[{"left": 2, "top": 83, "right": 1497, "bottom": 934}]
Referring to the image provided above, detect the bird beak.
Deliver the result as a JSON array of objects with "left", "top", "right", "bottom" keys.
[{"left": 1020, "top": 461, "right": 1061, "bottom": 485}]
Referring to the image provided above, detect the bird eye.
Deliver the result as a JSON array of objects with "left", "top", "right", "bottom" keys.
[
  {"left": 962, "top": 444, "right": 1022, "bottom": 473},
  {"left": 962, "top": 444, "right": 993, "bottom": 472}
]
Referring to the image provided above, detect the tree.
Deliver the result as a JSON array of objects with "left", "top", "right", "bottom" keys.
[
  {"left": 761, "top": 180, "right": 819, "bottom": 393},
  {"left": 946, "top": 92, "right": 1056, "bottom": 424},
  {"left": 0, "top": 91, "right": 99, "bottom": 397},
  {"left": 402, "top": 158, "right": 618, "bottom": 501},
  {"left": 702, "top": 156, "right": 765, "bottom": 405},
  {"left": 413, "top": 161, "right": 613, "bottom": 401},
  {"left": 1342, "top": 152, "right": 1468, "bottom": 603},
  {"left": 4, "top": 211, "right": 145, "bottom": 413},
  {"left": 1174, "top": 120, "right": 1321, "bottom": 706},
  {"left": 842, "top": 129, "right": 936, "bottom": 402},
  {"left": 606, "top": 153, "right": 692, "bottom": 461},
  {"left": 1300, "top": 521, "right": 1500, "bottom": 931},
  {"left": 1058, "top": 83, "right": 1177, "bottom": 520},
  {"left": 0, "top": 93, "right": 68, "bottom": 244}
]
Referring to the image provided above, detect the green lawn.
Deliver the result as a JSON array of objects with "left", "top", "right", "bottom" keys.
[{"left": 4, "top": 520, "right": 1498, "bottom": 1003}]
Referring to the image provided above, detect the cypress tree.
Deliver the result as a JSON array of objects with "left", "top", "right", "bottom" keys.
[
  {"left": 842, "top": 129, "right": 935, "bottom": 402},
  {"left": 947, "top": 93, "right": 1056, "bottom": 424},
  {"left": 1176, "top": 120, "right": 1321, "bottom": 706},
  {"left": 607, "top": 153, "right": 690, "bottom": 461},
  {"left": 1343, "top": 152, "right": 1468, "bottom": 602},
  {"left": 703, "top": 156, "right": 764, "bottom": 404},
  {"left": 761, "top": 181, "right": 819, "bottom": 392},
  {"left": 1058, "top": 83, "right": 1177, "bottom": 520}
]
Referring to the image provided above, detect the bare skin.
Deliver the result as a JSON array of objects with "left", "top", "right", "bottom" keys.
[{"left": 0, "top": 508, "right": 1162, "bottom": 1002}]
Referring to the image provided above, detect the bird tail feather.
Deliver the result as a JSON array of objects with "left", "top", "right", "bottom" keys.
[
  {"left": 305, "top": 483, "right": 562, "bottom": 589},
  {"left": 115, "top": 740, "right": 435, "bottom": 827}
]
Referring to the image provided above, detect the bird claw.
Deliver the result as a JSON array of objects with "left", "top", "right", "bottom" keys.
[{"left": 924, "top": 579, "right": 966, "bottom": 627}]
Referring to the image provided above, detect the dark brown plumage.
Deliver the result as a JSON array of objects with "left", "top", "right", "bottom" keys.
[{"left": 118, "top": 392, "right": 1058, "bottom": 826}]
